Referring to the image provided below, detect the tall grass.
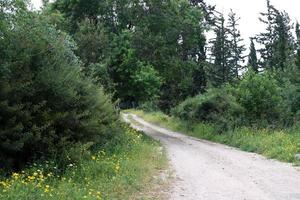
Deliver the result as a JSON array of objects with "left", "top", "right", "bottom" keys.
[
  {"left": 130, "top": 110, "right": 300, "bottom": 164},
  {"left": 0, "top": 125, "right": 167, "bottom": 200}
]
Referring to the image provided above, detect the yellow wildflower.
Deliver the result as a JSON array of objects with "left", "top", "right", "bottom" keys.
[
  {"left": 12, "top": 173, "right": 20, "bottom": 180},
  {"left": 27, "top": 176, "right": 35, "bottom": 181},
  {"left": 44, "top": 185, "right": 50, "bottom": 193}
]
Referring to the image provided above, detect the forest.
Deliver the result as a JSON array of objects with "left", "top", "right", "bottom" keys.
[{"left": 0, "top": 0, "right": 299, "bottom": 199}]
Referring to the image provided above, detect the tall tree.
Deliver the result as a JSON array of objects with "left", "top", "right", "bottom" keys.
[
  {"left": 227, "top": 10, "right": 246, "bottom": 81},
  {"left": 248, "top": 38, "right": 259, "bottom": 73},
  {"left": 256, "top": 0, "right": 294, "bottom": 71},
  {"left": 256, "top": 0, "right": 277, "bottom": 70},
  {"left": 273, "top": 11, "right": 294, "bottom": 71},
  {"left": 52, "top": 0, "right": 208, "bottom": 110},
  {"left": 208, "top": 13, "right": 231, "bottom": 86}
]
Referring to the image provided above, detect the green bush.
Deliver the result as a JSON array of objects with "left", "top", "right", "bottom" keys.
[
  {"left": 280, "top": 80, "right": 300, "bottom": 126},
  {"left": 172, "top": 87, "right": 244, "bottom": 132},
  {"left": 171, "top": 70, "right": 298, "bottom": 131},
  {"left": 0, "top": 5, "right": 119, "bottom": 170},
  {"left": 235, "top": 70, "right": 284, "bottom": 127},
  {"left": 109, "top": 31, "right": 162, "bottom": 104}
]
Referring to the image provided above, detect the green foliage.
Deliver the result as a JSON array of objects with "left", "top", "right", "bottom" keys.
[
  {"left": 208, "top": 10, "right": 245, "bottom": 86},
  {"left": 295, "top": 22, "right": 300, "bottom": 68},
  {"left": 235, "top": 70, "right": 284, "bottom": 126},
  {"left": 0, "top": 4, "right": 118, "bottom": 170},
  {"left": 227, "top": 10, "right": 246, "bottom": 81},
  {"left": 256, "top": 0, "right": 294, "bottom": 71},
  {"left": 52, "top": 0, "right": 208, "bottom": 110},
  {"left": 0, "top": 125, "right": 167, "bottom": 200},
  {"left": 172, "top": 87, "right": 244, "bottom": 131},
  {"left": 132, "top": 63, "right": 162, "bottom": 102},
  {"left": 108, "top": 31, "right": 162, "bottom": 105},
  {"left": 1, "top": 0, "right": 300, "bottom": 175},
  {"left": 248, "top": 39, "right": 259, "bottom": 73},
  {"left": 172, "top": 70, "right": 298, "bottom": 130},
  {"left": 280, "top": 70, "right": 300, "bottom": 124},
  {"left": 74, "top": 20, "right": 109, "bottom": 69}
]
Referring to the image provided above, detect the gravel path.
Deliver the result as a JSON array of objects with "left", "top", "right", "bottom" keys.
[{"left": 123, "top": 113, "right": 300, "bottom": 200}]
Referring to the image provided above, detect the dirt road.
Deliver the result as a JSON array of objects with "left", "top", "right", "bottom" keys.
[{"left": 123, "top": 113, "right": 300, "bottom": 200}]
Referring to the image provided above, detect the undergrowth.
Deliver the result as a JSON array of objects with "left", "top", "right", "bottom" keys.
[{"left": 0, "top": 125, "right": 167, "bottom": 200}]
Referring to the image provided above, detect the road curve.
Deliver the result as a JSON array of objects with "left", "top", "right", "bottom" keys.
[{"left": 123, "top": 113, "right": 300, "bottom": 200}]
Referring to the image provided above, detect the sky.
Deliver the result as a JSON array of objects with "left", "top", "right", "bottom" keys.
[{"left": 31, "top": 0, "right": 300, "bottom": 49}]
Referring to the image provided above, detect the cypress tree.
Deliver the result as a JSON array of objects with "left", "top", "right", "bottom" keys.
[
  {"left": 227, "top": 10, "right": 246, "bottom": 81},
  {"left": 248, "top": 38, "right": 259, "bottom": 73}
]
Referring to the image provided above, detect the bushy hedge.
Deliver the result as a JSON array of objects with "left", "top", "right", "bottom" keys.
[
  {"left": 172, "top": 88, "right": 244, "bottom": 131},
  {"left": 173, "top": 70, "right": 298, "bottom": 131},
  {"left": 0, "top": 5, "right": 119, "bottom": 170}
]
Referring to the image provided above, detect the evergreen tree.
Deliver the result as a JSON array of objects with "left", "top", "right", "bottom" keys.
[
  {"left": 0, "top": 2, "right": 119, "bottom": 169},
  {"left": 256, "top": 0, "right": 277, "bottom": 70},
  {"left": 256, "top": 0, "right": 294, "bottom": 71},
  {"left": 227, "top": 10, "right": 246, "bottom": 81},
  {"left": 208, "top": 10, "right": 245, "bottom": 86},
  {"left": 273, "top": 11, "right": 294, "bottom": 71},
  {"left": 208, "top": 13, "right": 231, "bottom": 86},
  {"left": 248, "top": 38, "right": 259, "bottom": 73}
]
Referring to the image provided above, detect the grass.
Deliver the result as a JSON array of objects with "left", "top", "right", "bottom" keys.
[
  {"left": 129, "top": 110, "right": 300, "bottom": 164},
  {"left": 0, "top": 124, "right": 168, "bottom": 200}
]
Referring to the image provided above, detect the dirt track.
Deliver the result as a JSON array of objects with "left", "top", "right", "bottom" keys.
[{"left": 123, "top": 113, "right": 300, "bottom": 200}]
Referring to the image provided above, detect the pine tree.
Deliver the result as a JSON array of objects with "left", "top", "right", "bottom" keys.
[
  {"left": 248, "top": 38, "right": 259, "bottom": 73},
  {"left": 208, "top": 11, "right": 245, "bottom": 86},
  {"left": 273, "top": 11, "right": 294, "bottom": 71},
  {"left": 227, "top": 10, "right": 246, "bottom": 81},
  {"left": 208, "top": 13, "right": 231, "bottom": 86},
  {"left": 256, "top": 0, "right": 294, "bottom": 71},
  {"left": 256, "top": 0, "right": 277, "bottom": 70}
]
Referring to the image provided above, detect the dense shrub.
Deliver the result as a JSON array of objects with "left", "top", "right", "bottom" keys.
[
  {"left": 172, "top": 70, "right": 299, "bottom": 131},
  {"left": 280, "top": 66, "right": 300, "bottom": 124},
  {"left": 235, "top": 71, "right": 284, "bottom": 127},
  {"left": 0, "top": 6, "right": 119, "bottom": 170},
  {"left": 172, "top": 87, "right": 244, "bottom": 132}
]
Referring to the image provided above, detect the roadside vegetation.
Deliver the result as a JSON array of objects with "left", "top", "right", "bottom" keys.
[
  {"left": 0, "top": 1, "right": 167, "bottom": 199},
  {"left": 129, "top": 57, "right": 299, "bottom": 164},
  {"left": 0, "top": 125, "right": 167, "bottom": 200},
  {"left": 130, "top": 110, "right": 300, "bottom": 164}
]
